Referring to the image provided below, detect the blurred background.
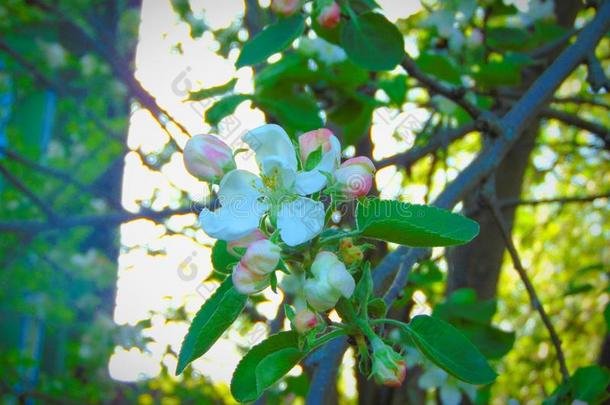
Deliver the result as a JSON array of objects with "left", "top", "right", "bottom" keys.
[{"left": 0, "top": 0, "right": 608, "bottom": 404}]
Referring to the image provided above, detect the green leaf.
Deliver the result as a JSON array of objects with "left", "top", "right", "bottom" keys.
[
  {"left": 205, "top": 94, "right": 249, "bottom": 126},
  {"left": 415, "top": 52, "right": 462, "bottom": 85},
  {"left": 571, "top": 366, "right": 610, "bottom": 403},
  {"left": 379, "top": 74, "right": 408, "bottom": 106},
  {"left": 487, "top": 27, "right": 532, "bottom": 51},
  {"left": 211, "top": 240, "right": 238, "bottom": 274},
  {"left": 458, "top": 323, "right": 515, "bottom": 360},
  {"left": 236, "top": 14, "right": 305, "bottom": 68},
  {"left": 605, "top": 303, "right": 610, "bottom": 330},
  {"left": 340, "top": 12, "right": 404, "bottom": 71},
  {"left": 406, "top": 315, "right": 497, "bottom": 385},
  {"left": 304, "top": 146, "right": 324, "bottom": 171},
  {"left": 231, "top": 331, "right": 306, "bottom": 403},
  {"left": 176, "top": 278, "right": 247, "bottom": 375},
  {"left": 328, "top": 97, "right": 375, "bottom": 145},
  {"left": 255, "top": 53, "right": 315, "bottom": 88},
  {"left": 187, "top": 78, "right": 237, "bottom": 101},
  {"left": 356, "top": 199, "right": 480, "bottom": 247},
  {"left": 473, "top": 61, "right": 521, "bottom": 88},
  {"left": 435, "top": 288, "right": 497, "bottom": 324},
  {"left": 367, "top": 298, "right": 387, "bottom": 318},
  {"left": 255, "top": 89, "right": 322, "bottom": 132},
  {"left": 354, "top": 262, "right": 373, "bottom": 313}
]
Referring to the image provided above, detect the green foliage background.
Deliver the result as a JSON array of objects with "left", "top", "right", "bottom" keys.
[{"left": 0, "top": 0, "right": 608, "bottom": 404}]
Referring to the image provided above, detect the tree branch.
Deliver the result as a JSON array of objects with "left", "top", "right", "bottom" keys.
[
  {"left": 0, "top": 147, "right": 90, "bottom": 193},
  {"left": 499, "top": 191, "right": 610, "bottom": 209},
  {"left": 0, "top": 162, "right": 58, "bottom": 221},
  {"left": 24, "top": 0, "right": 191, "bottom": 146},
  {"left": 400, "top": 56, "right": 482, "bottom": 119},
  {"left": 482, "top": 193, "right": 570, "bottom": 382},
  {"left": 0, "top": 207, "right": 198, "bottom": 234},
  {"left": 376, "top": 122, "right": 477, "bottom": 169},
  {"left": 541, "top": 108, "right": 610, "bottom": 149}
]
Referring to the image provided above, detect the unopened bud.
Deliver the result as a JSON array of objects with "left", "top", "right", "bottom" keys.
[
  {"left": 371, "top": 339, "right": 407, "bottom": 387},
  {"left": 231, "top": 240, "right": 281, "bottom": 295},
  {"left": 232, "top": 262, "right": 269, "bottom": 295},
  {"left": 240, "top": 240, "right": 280, "bottom": 275},
  {"left": 294, "top": 309, "right": 318, "bottom": 334},
  {"left": 317, "top": 2, "right": 341, "bottom": 29},
  {"left": 271, "top": 0, "right": 300, "bottom": 16},
  {"left": 227, "top": 229, "right": 267, "bottom": 257},
  {"left": 183, "top": 134, "right": 236, "bottom": 184},
  {"left": 298, "top": 128, "right": 336, "bottom": 164},
  {"left": 304, "top": 251, "right": 355, "bottom": 311},
  {"left": 334, "top": 156, "right": 375, "bottom": 199}
]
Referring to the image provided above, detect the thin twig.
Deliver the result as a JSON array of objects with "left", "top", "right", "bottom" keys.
[
  {"left": 0, "top": 207, "right": 199, "bottom": 234},
  {"left": 500, "top": 192, "right": 610, "bottom": 209},
  {"left": 400, "top": 55, "right": 482, "bottom": 119},
  {"left": 376, "top": 122, "right": 477, "bottom": 169},
  {"left": 482, "top": 194, "right": 570, "bottom": 382},
  {"left": 0, "top": 162, "right": 58, "bottom": 220}
]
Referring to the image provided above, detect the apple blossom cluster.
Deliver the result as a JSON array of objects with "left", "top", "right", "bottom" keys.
[
  {"left": 271, "top": 0, "right": 341, "bottom": 29},
  {"left": 183, "top": 124, "right": 406, "bottom": 387}
]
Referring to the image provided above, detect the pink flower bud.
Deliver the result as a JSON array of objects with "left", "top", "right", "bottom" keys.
[
  {"left": 241, "top": 240, "right": 281, "bottom": 275},
  {"left": 232, "top": 261, "right": 269, "bottom": 295},
  {"left": 333, "top": 156, "right": 375, "bottom": 199},
  {"left": 271, "top": 0, "right": 300, "bottom": 16},
  {"left": 298, "top": 128, "right": 336, "bottom": 164},
  {"left": 304, "top": 251, "right": 355, "bottom": 311},
  {"left": 317, "top": 2, "right": 341, "bottom": 29},
  {"left": 227, "top": 229, "right": 267, "bottom": 257},
  {"left": 183, "top": 134, "right": 236, "bottom": 184},
  {"left": 294, "top": 309, "right": 318, "bottom": 334},
  {"left": 371, "top": 339, "right": 407, "bottom": 387}
]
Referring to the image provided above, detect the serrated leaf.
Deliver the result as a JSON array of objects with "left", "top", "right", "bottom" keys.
[
  {"left": 187, "top": 78, "right": 237, "bottom": 101},
  {"left": 231, "top": 331, "right": 306, "bottom": 403},
  {"left": 356, "top": 199, "right": 480, "bottom": 247},
  {"left": 236, "top": 14, "right": 305, "bottom": 68},
  {"left": 206, "top": 94, "right": 250, "bottom": 126},
  {"left": 406, "top": 315, "right": 497, "bottom": 385},
  {"left": 340, "top": 12, "right": 404, "bottom": 71},
  {"left": 176, "top": 278, "right": 247, "bottom": 374}
]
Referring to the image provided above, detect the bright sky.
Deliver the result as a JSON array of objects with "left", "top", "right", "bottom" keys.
[{"left": 110, "top": 0, "right": 424, "bottom": 391}]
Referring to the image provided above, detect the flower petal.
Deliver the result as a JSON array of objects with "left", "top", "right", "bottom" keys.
[
  {"left": 277, "top": 197, "right": 325, "bottom": 246},
  {"left": 295, "top": 170, "right": 327, "bottom": 195},
  {"left": 199, "top": 170, "right": 267, "bottom": 241},
  {"left": 243, "top": 124, "right": 298, "bottom": 173},
  {"left": 295, "top": 135, "right": 341, "bottom": 195}
]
